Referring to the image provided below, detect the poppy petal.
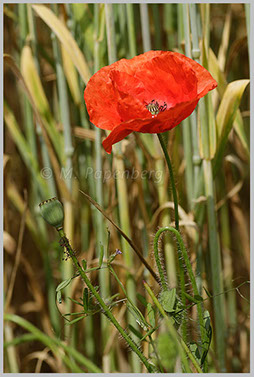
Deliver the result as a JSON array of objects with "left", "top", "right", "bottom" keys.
[
  {"left": 84, "top": 50, "right": 217, "bottom": 153},
  {"left": 103, "top": 98, "right": 199, "bottom": 153}
]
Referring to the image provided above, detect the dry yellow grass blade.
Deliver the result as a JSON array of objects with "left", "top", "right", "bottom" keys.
[
  {"left": 21, "top": 46, "right": 51, "bottom": 116},
  {"left": 213, "top": 79, "right": 249, "bottom": 175},
  {"left": 4, "top": 101, "right": 49, "bottom": 197},
  {"left": 61, "top": 44, "right": 81, "bottom": 106},
  {"left": 209, "top": 48, "right": 249, "bottom": 158},
  {"left": 3, "top": 4, "right": 17, "bottom": 21},
  {"left": 20, "top": 45, "right": 65, "bottom": 164},
  {"left": 32, "top": 4, "right": 91, "bottom": 84},
  {"left": 73, "top": 127, "right": 96, "bottom": 141},
  {"left": 216, "top": 80, "right": 249, "bottom": 138},
  {"left": 3, "top": 231, "right": 16, "bottom": 255},
  {"left": 217, "top": 7, "right": 232, "bottom": 72},
  {"left": 4, "top": 54, "right": 71, "bottom": 201},
  {"left": 7, "top": 182, "right": 45, "bottom": 249},
  {"left": 5, "top": 194, "right": 28, "bottom": 312},
  {"left": 3, "top": 154, "right": 10, "bottom": 170}
]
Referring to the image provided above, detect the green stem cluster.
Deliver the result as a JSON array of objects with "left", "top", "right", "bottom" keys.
[
  {"left": 154, "top": 227, "right": 206, "bottom": 354},
  {"left": 157, "top": 134, "right": 208, "bottom": 371},
  {"left": 57, "top": 229, "right": 156, "bottom": 373},
  {"left": 144, "top": 282, "right": 202, "bottom": 373}
]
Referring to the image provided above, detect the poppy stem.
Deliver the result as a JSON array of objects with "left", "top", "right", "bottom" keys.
[
  {"left": 157, "top": 133, "right": 187, "bottom": 343},
  {"left": 157, "top": 133, "right": 179, "bottom": 230},
  {"left": 57, "top": 229, "right": 156, "bottom": 373}
]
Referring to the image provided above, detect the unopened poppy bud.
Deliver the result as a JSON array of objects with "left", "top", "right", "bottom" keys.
[{"left": 39, "top": 197, "right": 64, "bottom": 230}]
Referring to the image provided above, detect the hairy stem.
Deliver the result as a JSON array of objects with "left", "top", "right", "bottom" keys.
[
  {"left": 153, "top": 234, "right": 168, "bottom": 291},
  {"left": 58, "top": 229, "right": 156, "bottom": 373},
  {"left": 154, "top": 226, "right": 207, "bottom": 370},
  {"left": 157, "top": 133, "right": 187, "bottom": 340}
]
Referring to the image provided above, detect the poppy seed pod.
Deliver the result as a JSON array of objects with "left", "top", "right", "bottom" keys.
[{"left": 39, "top": 197, "right": 64, "bottom": 230}]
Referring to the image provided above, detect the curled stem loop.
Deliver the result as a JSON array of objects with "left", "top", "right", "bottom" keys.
[{"left": 154, "top": 226, "right": 206, "bottom": 369}]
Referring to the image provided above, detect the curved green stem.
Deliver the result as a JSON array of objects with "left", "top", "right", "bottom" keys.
[
  {"left": 157, "top": 133, "right": 187, "bottom": 340},
  {"left": 155, "top": 227, "right": 196, "bottom": 292},
  {"left": 58, "top": 229, "right": 156, "bottom": 373},
  {"left": 154, "top": 227, "right": 206, "bottom": 369},
  {"left": 153, "top": 235, "right": 168, "bottom": 291}
]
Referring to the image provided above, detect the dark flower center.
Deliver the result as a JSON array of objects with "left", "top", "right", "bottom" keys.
[{"left": 145, "top": 100, "right": 167, "bottom": 116}]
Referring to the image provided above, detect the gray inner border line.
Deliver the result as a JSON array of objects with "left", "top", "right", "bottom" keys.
[{"left": 1, "top": 0, "right": 253, "bottom": 376}]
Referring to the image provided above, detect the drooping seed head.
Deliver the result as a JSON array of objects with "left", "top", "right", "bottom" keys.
[{"left": 39, "top": 197, "right": 64, "bottom": 230}]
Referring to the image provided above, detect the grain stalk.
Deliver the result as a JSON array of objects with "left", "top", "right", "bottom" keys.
[{"left": 51, "top": 4, "right": 74, "bottom": 341}]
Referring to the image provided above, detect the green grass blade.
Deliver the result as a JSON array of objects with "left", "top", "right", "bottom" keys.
[{"left": 213, "top": 79, "right": 250, "bottom": 176}]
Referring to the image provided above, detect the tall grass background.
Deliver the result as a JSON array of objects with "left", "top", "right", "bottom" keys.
[{"left": 3, "top": 3, "right": 250, "bottom": 373}]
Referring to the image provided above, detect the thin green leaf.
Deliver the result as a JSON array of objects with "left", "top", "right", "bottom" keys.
[
  {"left": 57, "top": 291, "right": 62, "bottom": 304},
  {"left": 182, "top": 291, "right": 203, "bottom": 304},
  {"left": 82, "top": 259, "right": 87, "bottom": 271},
  {"left": 128, "top": 324, "right": 143, "bottom": 340},
  {"left": 64, "top": 311, "right": 86, "bottom": 316},
  {"left": 140, "top": 327, "right": 157, "bottom": 342},
  {"left": 203, "top": 286, "right": 212, "bottom": 298},
  {"left": 137, "top": 293, "right": 148, "bottom": 307},
  {"left": 147, "top": 303, "right": 156, "bottom": 328},
  {"left": 127, "top": 303, "right": 149, "bottom": 331},
  {"left": 65, "top": 315, "right": 86, "bottom": 326},
  {"left": 56, "top": 278, "right": 72, "bottom": 292},
  {"left": 83, "top": 288, "right": 89, "bottom": 312},
  {"left": 201, "top": 310, "right": 212, "bottom": 366},
  {"left": 68, "top": 297, "right": 83, "bottom": 307}
]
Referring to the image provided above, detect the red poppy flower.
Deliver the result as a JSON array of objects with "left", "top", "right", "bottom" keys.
[{"left": 84, "top": 50, "right": 217, "bottom": 154}]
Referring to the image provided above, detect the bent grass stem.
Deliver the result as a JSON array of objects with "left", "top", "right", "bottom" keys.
[{"left": 80, "top": 189, "right": 159, "bottom": 283}]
